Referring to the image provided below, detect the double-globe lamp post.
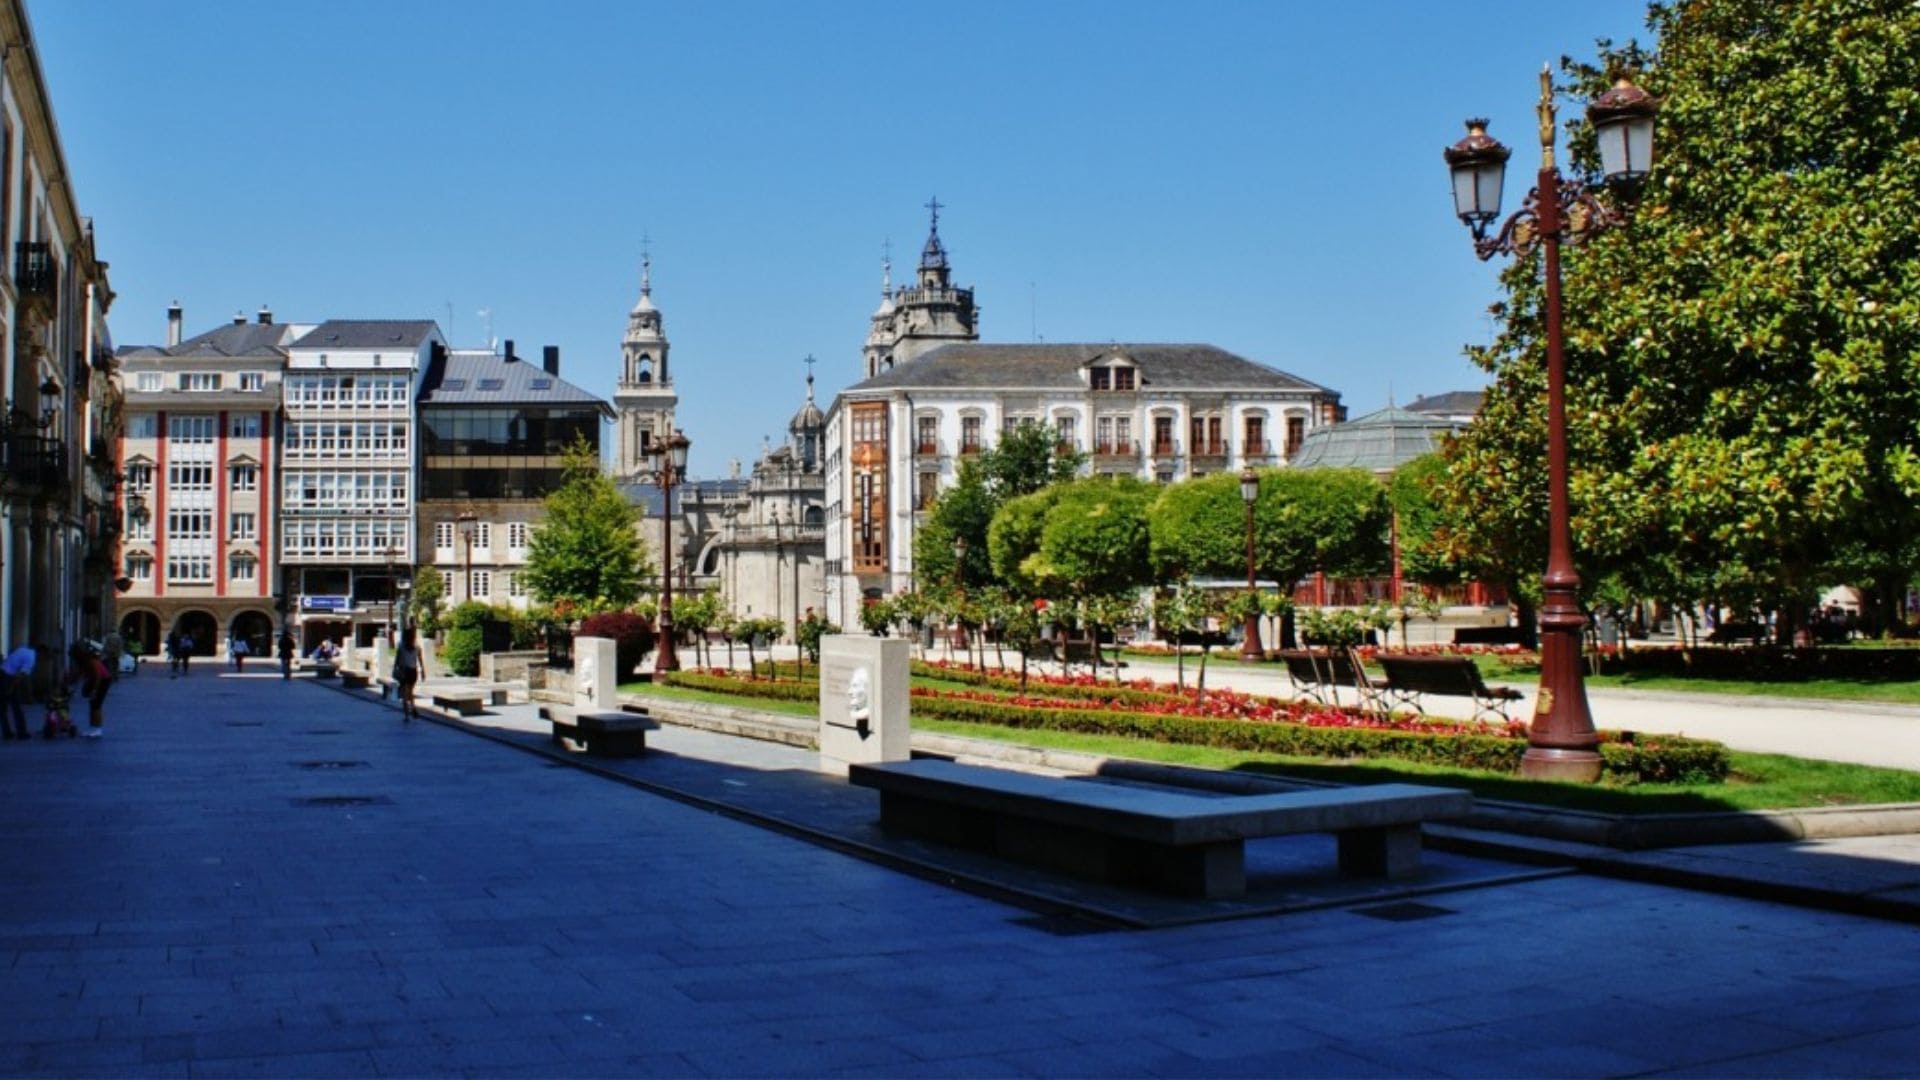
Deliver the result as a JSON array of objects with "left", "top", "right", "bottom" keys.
[
  {"left": 1444, "top": 68, "right": 1656, "bottom": 781},
  {"left": 643, "top": 431, "right": 691, "bottom": 673},
  {"left": 1239, "top": 466, "right": 1262, "bottom": 661}
]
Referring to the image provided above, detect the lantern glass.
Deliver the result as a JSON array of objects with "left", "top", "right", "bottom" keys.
[
  {"left": 1452, "top": 158, "right": 1505, "bottom": 225},
  {"left": 669, "top": 432, "right": 690, "bottom": 470},
  {"left": 1239, "top": 468, "right": 1259, "bottom": 505},
  {"left": 1595, "top": 112, "right": 1654, "bottom": 182}
]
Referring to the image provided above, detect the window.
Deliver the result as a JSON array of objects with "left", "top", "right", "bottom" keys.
[
  {"left": 127, "top": 415, "right": 157, "bottom": 439},
  {"left": 169, "top": 415, "right": 216, "bottom": 443},
  {"left": 230, "top": 511, "right": 255, "bottom": 541},
  {"left": 1114, "top": 367, "right": 1135, "bottom": 391},
  {"left": 228, "top": 554, "right": 256, "bottom": 582},
  {"left": 508, "top": 521, "right": 530, "bottom": 551},
  {"left": 126, "top": 555, "right": 153, "bottom": 582},
  {"left": 238, "top": 372, "right": 264, "bottom": 392},
  {"left": 506, "top": 572, "right": 527, "bottom": 599},
  {"left": 230, "top": 415, "right": 261, "bottom": 439},
  {"left": 1245, "top": 415, "right": 1266, "bottom": 456},
  {"left": 1090, "top": 367, "right": 1111, "bottom": 391},
  {"left": 469, "top": 570, "right": 491, "bottom": 599},
  {"left": 179, "top": 372, "right": 220, "bottom": 391},
  {"left": 135, "top": 372, "right": 161, "bottom": 392},
  {"left": 473, "top": 522, "right": 492, "bottom": 551},
  {"left": 127, "top": 462, "right": 154, "bottom": 491},
  {"left": 168, "top": 462, "right": 213, "bottom": 491},
  {"left": 960, "top": 416, "right": 982, "bottom": 453},
  {"left": 435, "top": 521, "right": 455, "bottom": 550},
  {"left": 229, "top": 464, "right": 257, "bottom": 492},
  {"left": 1055, "top": 415, "right": 1077, "bottom": 449},
  {"left": 1153, "top": 416, "right": 1175, "bottom": 454},
  {"left": 916, "top": 416, "right": 937, "bottom": 453},
  {"left": 166, "top": 554, "right": 212, "bottom": 584},
  {"left": 1286, "top": 415, "right": 1306, "bottom": 458}
]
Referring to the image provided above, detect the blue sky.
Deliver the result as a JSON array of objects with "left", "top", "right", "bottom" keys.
[{"left": 33, "top": 1, "right": 1648, "bottom": 477}]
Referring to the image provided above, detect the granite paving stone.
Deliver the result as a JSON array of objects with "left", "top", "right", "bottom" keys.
[{"left": 2, "top": 668, "right": 1918, "bottom": 1076}]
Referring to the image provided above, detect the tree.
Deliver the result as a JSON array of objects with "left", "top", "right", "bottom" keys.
[
  {"left": 1389, "top": 453, "right": 1468, "bottom": 589},
  {"left": 674, "top": 589, "right": 722, "bottom": 667},
  {"left": 1148, "top": 468, "right": 1390, "bottom": 647},
  {"left": 986, "top": 486, "right": 1064, "bottom": 598},
  {"left": 978, "top": 419, "right": 1085, "bottom": 499},
  {"left": 1031, "top": 476, "right": 1158, "bottom": 601},
  {"left": 1441, "top": 0, "right": 1920, "bottom": 640},
  {"left": 408, "top": 565, "right": 447, "bottom": 637},
  {"left": 523, "top": 444, "right": 652, "bottom": 614}
]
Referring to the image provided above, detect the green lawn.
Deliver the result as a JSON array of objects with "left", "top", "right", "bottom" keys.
[
  {"left": 617, "top": 678, "right": 1920, "bottom": 813},
  {"left": 1473, "top": 655, "right": 1920, "bottom": 705}
]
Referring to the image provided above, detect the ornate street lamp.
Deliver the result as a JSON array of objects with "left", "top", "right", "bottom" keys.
[
  {"left": 456, "top": 510, "right": 477, "bottom": 604},
  {"left": 1444, "top": 68, "right": 1656, "bottom": 781},
  {"left": 1239, "top": 466, "right": 1263, "bottom": 661},
  {"left": 642, "top": 431, "right": 691, "bottom": 672}
]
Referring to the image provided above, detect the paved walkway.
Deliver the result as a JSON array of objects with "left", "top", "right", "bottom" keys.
[{"left": 3, "top": 669, "right": 1920, "bottom": 1076}]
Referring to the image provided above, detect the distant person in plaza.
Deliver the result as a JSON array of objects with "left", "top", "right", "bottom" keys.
[
  {"left": 165, "top": 630, "right": 180, "bottom": 676},
  {"left": 393, "top": 627, "right": 422, "bottom": 722},
  {"left": 178, "top": 632, "right": 194, "bottom": 675},
  {"left": 278, "top": 630, "right": 295, "bottom": 680},
  {"left": 228, "top": 635, "right": 248, "bottom": 672},
  {"left": 66, "top": 640, "right": 110, "bottom": 739},
  {"left": 2, "top": 639, "right": 37, "bottom": 740}
]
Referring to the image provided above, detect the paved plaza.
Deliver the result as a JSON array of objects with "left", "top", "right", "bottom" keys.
[{"left": 2, "top": 668, "right": 1919, "bottom": 1076}]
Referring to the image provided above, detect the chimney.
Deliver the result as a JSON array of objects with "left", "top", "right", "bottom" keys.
[
  {"left": 166, "top": 301, "right": 182, "bottom": 347},
  {"left": 257, "top": 304, "right": 273, "bottom": 325},
  {"left": 232, "top": 310, "right": 246, "bottom": 325},
  {"left": 543, "top": 345, "right": 559, "bottom": 376},
  {"left": 503, "top": 338, "right": 515, "bottom": 363}
]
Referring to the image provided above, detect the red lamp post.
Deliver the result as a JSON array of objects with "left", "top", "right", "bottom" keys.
[
  {"left": 1238, "top": 466, "right": 1263, "bottom": 661},
  {"left": 644, "top": 431, "right": 692, "bottom": 673},
  {"left": 1445, "top": 69, "right": 1656, "bottom": 781}
]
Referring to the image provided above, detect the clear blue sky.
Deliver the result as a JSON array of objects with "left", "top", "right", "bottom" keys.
[{"left": 33, "top": 1, "right": 1649, "bottom": 477}]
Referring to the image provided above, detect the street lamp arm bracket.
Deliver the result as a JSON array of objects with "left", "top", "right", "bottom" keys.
[{"left": 1472, "top": 179, "right": 1632, "bottom": 261}]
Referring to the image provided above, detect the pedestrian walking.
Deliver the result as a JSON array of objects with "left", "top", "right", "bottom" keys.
[
  {"left": 178, "top": 632, "right": 194, "bottom": 676},
  {"left": 229, "top": 635, "right": 249, "bottom": 672},
  {"left": 393, "top": 627, "right": 422, "bottom": 721},
  {"left": 2, "top": 639, "right": 37, "bottom": 740},
  {"left": 66, "top": 641, "right": 111, "bottom": 739},
  {"left": 165, "top": 631, "right": 181, "bottom": 676},
  {"left": 278, "top": 630, "right": 295, "bottom": 681}
]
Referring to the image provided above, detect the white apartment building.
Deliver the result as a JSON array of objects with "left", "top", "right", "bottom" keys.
[{"left": 281, "top": 319, "right": 443, "bottom": 650}]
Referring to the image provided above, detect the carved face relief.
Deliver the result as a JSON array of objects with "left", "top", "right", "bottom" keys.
[
  {"left": 848, "top": 666, "right": 872, "bottom": 722},
  {"left": 578, "top": 650, "right": 598, "bottom": 702}
]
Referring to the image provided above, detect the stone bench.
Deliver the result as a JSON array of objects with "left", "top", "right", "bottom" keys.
[
  {"left": 339, "top": 668, "right": 374, "bottom": 690},
  {"left": 430, "top": 690, "right": 489, "bottom": 716},
  {"left": 540, "top": 703, "right": 659, "bottom": 758},
  {"left": 848, "top": 759, "right": 1472, "bottom": 899},
  {"left": 311, "top": 661, "right": 338, "bottom": 680}
]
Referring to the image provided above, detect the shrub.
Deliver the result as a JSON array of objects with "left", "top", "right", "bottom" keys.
[
  {"left": 796, "top": 613, "right": 840, "bottom": 662},
  {"left": 662, "top": 670, "right": 817, "bottom": 702},
  {"left": 578, "top": 610, "right": 656, "bottom": 678},
  {"left": 442, "top": 626, "right": 483, "bottom": 676}
]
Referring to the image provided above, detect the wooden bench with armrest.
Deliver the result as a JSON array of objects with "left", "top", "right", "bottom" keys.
[{"left": 1375, "top": 654, "right": 1524, "bottom": 723}]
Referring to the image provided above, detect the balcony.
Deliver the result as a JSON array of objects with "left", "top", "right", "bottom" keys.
[
  {"left": 1244, "top": 439, "right": 1272, "bottom": 460},
  {"left": 2, "top": 431, "right": 66, "bottom": 495},
  {"left": 1151, "top": 440, "right": 1177, "bottom": 457},
  {"left": 1192, "top": 442, "right": 1229, "bottom": 459},
  {"left": 914, "top": 441, "right": 939, "bottom": 456},
  {"left": 959, "top": 441, "right": 983, "bottom": 456},
  {"left": 1093, "top": 440, "right": 1136, "bottom": 460},
  {"left": 14, "top": 242, "right": 53, "bottom": 319}
]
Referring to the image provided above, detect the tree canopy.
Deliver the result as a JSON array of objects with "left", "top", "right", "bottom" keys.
[
  {"left": 522, "top": 446, "right": 653, "bottom": 614},
  {"left": 1148, "top": 468, "right": 1389, "bottom": 588},
  {"left": 913, "top": 421, "right": 1086, "bottom": 590}
]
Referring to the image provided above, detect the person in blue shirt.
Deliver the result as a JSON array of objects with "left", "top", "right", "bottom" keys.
[{"left": 2, "top": 641, "right": 39, "bottom": 740}]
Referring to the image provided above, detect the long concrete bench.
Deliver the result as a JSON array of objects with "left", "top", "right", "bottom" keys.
[
  {"left": 430, "top": 690, "right": 488, "bottom": 716},
  {"left": 339, "top": 668, "right": 374, "bottom": 690},
  {"left": 540, "top": 703, "right": 659, "bottom": 758},
  {"left": 848, "top": 759, "right": 1473, "bottom": 898}
]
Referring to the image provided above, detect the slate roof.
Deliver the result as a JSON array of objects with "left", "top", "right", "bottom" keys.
[
  {"left": 118, "top": 322, "right": 297, "bottom": 361},
  {"left": 1405, "top": 390, "right": 1484, "bottom": 417},
  {"left": 845, "top": 343, "right": 1330, "bottom": 394},
  {"left": 1288, "top": 405, "right": 1459, "bottom": 473},
  {"left": 419, "top": 351, "right": 611, "bottom": 414},
  {"left": 288, "top": 320, "right": 439, "bottom": 351}
]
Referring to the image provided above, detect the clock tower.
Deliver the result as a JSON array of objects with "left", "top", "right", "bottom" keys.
[{"left": 613, "top": 253, "right": 678, "bottom": 479}]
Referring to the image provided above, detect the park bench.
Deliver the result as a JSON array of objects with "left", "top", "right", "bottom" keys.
[
  {"left": 338, "top": 668, "right": 373, "bottom": 690},
  {"left": 311, "top": 660, "right": 338, "bottom": 679},
  {"left": 848, "top": 759, "right": 1473, "bottom": 898},
  {"left": 540, "top": 703, "right": 659, "bottom": 758},
  {"left": 429, "top": 689, "right": 489, "bottom": 716},
  {"left": 1275, "top": 648, "right": 1385, "bottom": 707},
  {"left": 1375, "top": 654, "right": 1524, "bottom": 723}
]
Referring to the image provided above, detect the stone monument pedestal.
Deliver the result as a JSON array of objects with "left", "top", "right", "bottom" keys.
[
  {"left": 574, "top": 636, "right": 618, "bottom": 710},
  {"left": 819, "top": 635, "right": 909, "bottom": 776}
]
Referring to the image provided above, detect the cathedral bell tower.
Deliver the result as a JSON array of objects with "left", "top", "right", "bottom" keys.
[
  {"left": 860, "top": 199, "right": 978, "bottom": 379},
  {"left": 613, "top": 252, "right": 679, "bottom": 479}
]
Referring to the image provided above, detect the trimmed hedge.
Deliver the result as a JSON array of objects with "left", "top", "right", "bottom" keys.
[
  {"left": 662, "top": 671, "right": 817, "bottom": 702},
  {"left": 1598, "top": 646, "right": 1920, "bottom": 682},
  {"left": 912, "top": 661, "right": 1216, "bottom": 711}
]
